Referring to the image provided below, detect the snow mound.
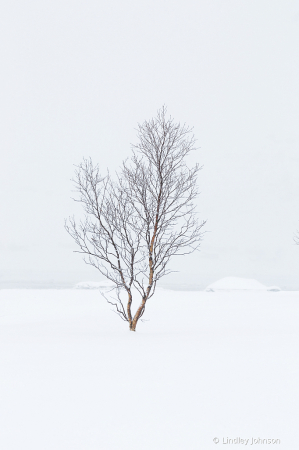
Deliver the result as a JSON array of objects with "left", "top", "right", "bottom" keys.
[
  {"left": 267, "top": 286, "right": 281, "bottom": 292},
  {"left": 205, "top": 277, "right": 281, "bottom": 292},
  {"left": 74, "top": 280, "right": 115, "bottom": 290}
]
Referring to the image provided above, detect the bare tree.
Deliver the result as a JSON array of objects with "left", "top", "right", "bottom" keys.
[{"left": 65, "top": 106, "right": 206, "bottom": 331}]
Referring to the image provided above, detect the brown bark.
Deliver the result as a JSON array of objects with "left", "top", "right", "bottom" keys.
[
  {"left": 127, "top": 291, "right": 133, "bottom": 329},
  {"left": 129, "top": 213, "right": 158, "bottom": 331},
  {"left": 130, "top": 297, "right": 145, "bottom": 331}
]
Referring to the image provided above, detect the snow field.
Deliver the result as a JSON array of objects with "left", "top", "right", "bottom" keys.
[{"left": 0, "top": 289, "right": 298, "bottom": 449}]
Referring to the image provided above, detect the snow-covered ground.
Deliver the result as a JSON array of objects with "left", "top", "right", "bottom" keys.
[{"left": 0, "top": 288, "right": 298, "bottom": 449}]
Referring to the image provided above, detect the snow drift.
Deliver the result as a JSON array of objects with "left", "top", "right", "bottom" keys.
[
  {"left": 205, "top": 276, "right": 281, "bottom": 292},
  {"left": 74, "top": 280, "right": 115, "bottom": 290}
]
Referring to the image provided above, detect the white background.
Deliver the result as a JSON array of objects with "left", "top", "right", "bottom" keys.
[{"left": 1, "top": 0, "right": 299, "bottom": 288}]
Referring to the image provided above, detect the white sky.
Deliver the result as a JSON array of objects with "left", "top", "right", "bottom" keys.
[{"left": 1, "top": 0, "right": 299, "bottom": 288}]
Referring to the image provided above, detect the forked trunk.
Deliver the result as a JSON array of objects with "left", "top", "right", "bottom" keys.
[
  {"left": 129, "top": 297, "right": 146, "bottom": 331},
  {"left": 129, "top": 209, "right": 157, "bottom": 331}
]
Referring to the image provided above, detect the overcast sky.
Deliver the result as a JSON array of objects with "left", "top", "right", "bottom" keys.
[{"left": 1, "top": 0, "right": 299, "bottom": 288}]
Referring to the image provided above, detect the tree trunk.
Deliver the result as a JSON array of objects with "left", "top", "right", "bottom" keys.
[
  {"left": 127, "top": 291, "right": 133, "bottom": 329},
  {"left": 130, "top": 297, "right": 146, "bottom": 331},
  {"left": 129, "top": 210, "right": 157, "bottom": 331}
]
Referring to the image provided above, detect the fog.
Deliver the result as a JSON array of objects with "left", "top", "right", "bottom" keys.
[{"left": 1, "top": 0, "right": 299, "bottom": 289}]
